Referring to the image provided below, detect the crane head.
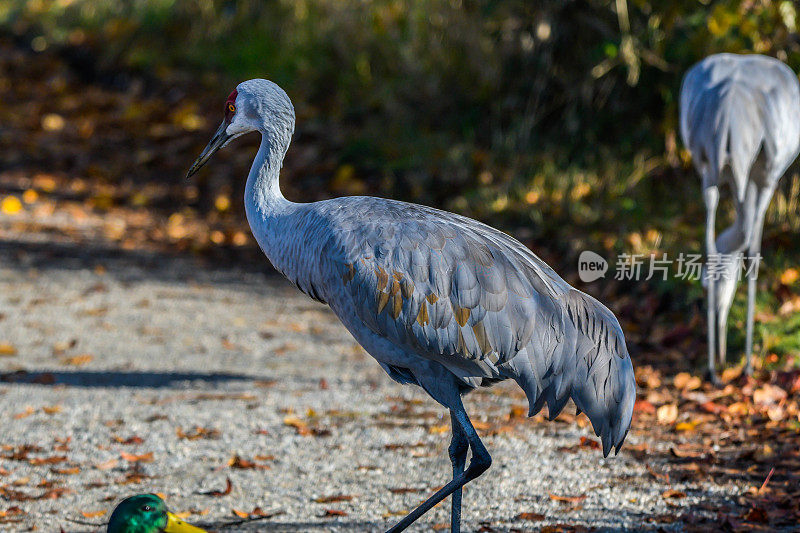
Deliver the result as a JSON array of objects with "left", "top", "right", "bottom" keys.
[{"left": 186, "top": 79, "right": 295, "bottom": 179}]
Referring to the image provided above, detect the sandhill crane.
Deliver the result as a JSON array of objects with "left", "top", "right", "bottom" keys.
[
  {"left": 680, "top": 54, "right": 800, "bottom": 382},
  {"left": 187, "top": 79, "right": 636, "bottom": 532}
]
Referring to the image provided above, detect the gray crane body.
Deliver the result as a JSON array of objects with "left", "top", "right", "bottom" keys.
[
  {"left": 188, "top": 79, "right": 636, "bottom": 532},
  {"left": 680, "top": 53, "right": 800, "bottom": 380}
]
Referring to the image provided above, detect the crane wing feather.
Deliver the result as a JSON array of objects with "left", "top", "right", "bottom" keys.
[{"left": 314, "top": 197, "right": 635, "bottom": 455}]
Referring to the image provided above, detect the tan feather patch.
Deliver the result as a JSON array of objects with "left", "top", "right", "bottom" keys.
[
  {"left": 416, "top": 301, "right": 429, "bottom": 326},
  {"left": 377, "top": 291, "right": 390, "bottom": 314},
  {"left": 375, "top": 266, "right": 388, "bottom": 291},
  {"left": 401, "top": 278, "right": 415, "bottom": 299},
  {"left": 426, "top": 293, "right": 439, "bottom": 304},
  {"left": 390, "top": 278, "right": 400, "bottom": 296},
  {"left": 472, "top": 321, "right": 492, "bottom": 355},
  {"left": 391, "top": 293, "right": 403, "bottom": 319},
  {"left": 457, "top": 329, "right": 468, "bottom": 357},
  {"left": 454, "top": 306, "right": 471, "bottom": 327}
]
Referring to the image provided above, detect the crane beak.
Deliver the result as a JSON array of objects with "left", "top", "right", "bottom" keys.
[
  {"left": 186, "top": 120, "right": 230, "bottom": 179},
  {"left": 164, "top": 511, "right": 208, "bottom": 532}
]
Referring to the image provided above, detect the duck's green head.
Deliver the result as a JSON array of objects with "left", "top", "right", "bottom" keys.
[{"left": 107, "top": 494, "right": 206, "bottom": 533}]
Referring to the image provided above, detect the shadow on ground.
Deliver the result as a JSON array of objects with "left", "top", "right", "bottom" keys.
[{"left": 0, "top": 369, "right": 258, "bottom": 388}]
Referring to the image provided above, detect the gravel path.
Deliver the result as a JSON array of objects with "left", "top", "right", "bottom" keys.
[{"left": 0, "top": 233, "right": 743, "bottom": 532}]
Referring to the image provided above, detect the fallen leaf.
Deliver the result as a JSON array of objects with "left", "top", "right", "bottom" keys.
[
  {"left": 177, "top": 426, "right": 220, "bottom": 440},
  {"left": 29, "top": 455, "right": 67, "bottom": 466},
  {"left": 314, "top": 494, "right": 353, "bottom": 503},
  {"left": 323, "top": 509, "right": 347, "bottom": 517},
  {"left": 780, "top": 268, "right": 799, "bottom": 285},
  {"left": 674, "top": 420, "right": 700, "bottom": 432},
  {"left": 13, "top": 407, "right": 34, "bottom": 420},
  {"left": 231, "top": 508, "right": 249, "bottom": 518},
  {"left": 120, "top": 452, "right": 153, "bottom": 463},
  {"left": 112, "top": 435, "right": 144, "bottom": 445},
  {"left": 81, "top": 510, "right": 106, "bottom": 518},
  {"left": 1, "top": 196, "right": 23, "bottom": 215},
  {"left": 634, "top": 400, "right": 656, "bottom": 414},
  {"left": 549, "top": 493, "right": 586, "bottom": 503},
  {"left": 0, "top": 344, "right": 17, "bottom": 356},
  {"left": 61, "top": 354, "right": 93, "bottom": 366},
  {"left": 516, "top": 512, "right": 546, "bottom": 520},
  {"left": 201, "top": 478, "right": 232, "bottom": 497},
  {"left": 95, "top": 459, "right": 119, "bottom": 470},
  {"left": 673, "top": 372, "right": 701, "bottom": 391},
  {"left": 662, "top": 489, "right": 686, "bottom": 499},
  {"left": 657, "top": 404, "right": 678, "bottom": 424}
]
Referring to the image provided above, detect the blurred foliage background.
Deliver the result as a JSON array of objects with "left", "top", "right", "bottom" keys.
[{"left": 2, "top": 0, "right": 800, "bottom": 368}]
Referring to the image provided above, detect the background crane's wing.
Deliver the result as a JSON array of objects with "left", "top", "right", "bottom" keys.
[
  {"left": 680, "top": 54, "right": 800, "bottom": 195},
  {"left": 316, "top": 197, "right": 635, "bottom": 455}
]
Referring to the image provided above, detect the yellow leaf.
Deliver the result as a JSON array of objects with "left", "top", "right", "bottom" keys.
[
  {"left": 61, "top": 354, "right": 93, "bottom": 366},
  {"left": 1, "top": 196, "right": 23, "bottom": 215},
  {"left": 41, "top": 113, "right": 65, "bottom": 131},
  {"left": 22, "top": 189, "right": 38, "bottom": 203},
  {"left": 81, "top": 510, "right": 106, "bottom": 518},
  {"left": 428, "top": 424, "right": 449, "bottom": 434},
  {"left": 215, "top": 195, "right": 231, "bottom": 212},
  {"left": 675, "top": 420, "right": 700, "bottom": 432},
  {"left": 0, "top": 343, "right": 17, "bottom": 356},
  {"left": 781, "top": 268, "right": 799, "bottom": 285}
]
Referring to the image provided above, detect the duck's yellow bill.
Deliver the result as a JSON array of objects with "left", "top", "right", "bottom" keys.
[{"left": 165, "top": 512, "right": 208, "bottom": 533}]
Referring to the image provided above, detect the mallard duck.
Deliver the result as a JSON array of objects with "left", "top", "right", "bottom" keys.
[{"left": 107, "top": 494, "right": 206, "bottom": 533}]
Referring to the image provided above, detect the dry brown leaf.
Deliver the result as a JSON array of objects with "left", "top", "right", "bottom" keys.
[
  {"left": 120, "top": 452, "right": 153, "bottom": 463},
  {"left": 323, "top": 509, "right": 347, "bottom": 517},
  {"left": 201, "top": 478, "right": 232, "bottom": 497},
  {"left": 283, "top": 416, "right": 311, "bottom": 436},
  {"left": 81, "top": 510, "right": 106, "bottom": 518},
  {"left": 516, "top": 512, "right": 546, "bottom": 520},
  {"left": 231, "top": 508, "right": 249, "bottom": 518},
  {"left": 662, "top": 489, "right": 686, "bottom": 499},
  {"left": 673, "top": 372, "right": 701, "bottom": 391},
  {"left": 549, "top": 493, "right": 586, "bottom": 503}
]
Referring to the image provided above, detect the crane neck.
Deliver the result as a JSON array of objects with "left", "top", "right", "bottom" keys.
[
  {"left": 245, "top": 132, "right": 293, "bottom": 217},
  {"left": 244, "top": 129, "right": 313, "bottom": 285}
]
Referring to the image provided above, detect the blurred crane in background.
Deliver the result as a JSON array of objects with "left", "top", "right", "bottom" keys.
[
  {"left": 680, "top": 53, "right": 800, "bottom": 382},
  {"left": 186, "top": 79, "right": 636, "bottom": 532}
]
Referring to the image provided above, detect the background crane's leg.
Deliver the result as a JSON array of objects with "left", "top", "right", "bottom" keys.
[
  {"left": 743, "top": 187, "right": 774, "bottom": 376},
  {"left": 387, "top": 402, "right": 491, "bottom": 533},
  {"left": 704, "top": 185, "right": 720, "bottom": 383},
  {"left": 448, "top": 411, "right": 468, "bottom": 533}
]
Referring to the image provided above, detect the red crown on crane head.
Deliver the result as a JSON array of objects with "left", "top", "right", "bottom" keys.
[{"left": 224, "top": 89, "right": 238, "bottom": 121}]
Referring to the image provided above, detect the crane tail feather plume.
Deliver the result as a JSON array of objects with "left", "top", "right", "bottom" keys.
[{"left": 523, "top": 290, "right": 636, "bottom": 457}]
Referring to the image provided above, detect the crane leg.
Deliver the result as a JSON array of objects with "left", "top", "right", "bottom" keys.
[
  {"left": 448, "top": 411, "right": 468, "bottom": 533},
  {"left": 704, "top": 186, "right": 720, "bottom": 384},
  {"left": 386, "top": 403, "right": 491, "bottom": 533},
  {"left": 743, "top": 188, "right": 772, "bottom": 376}
]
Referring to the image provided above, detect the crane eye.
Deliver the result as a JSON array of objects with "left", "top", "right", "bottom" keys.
[{"left": 227, "top": 103, "right": 236, "bottom": 114}]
